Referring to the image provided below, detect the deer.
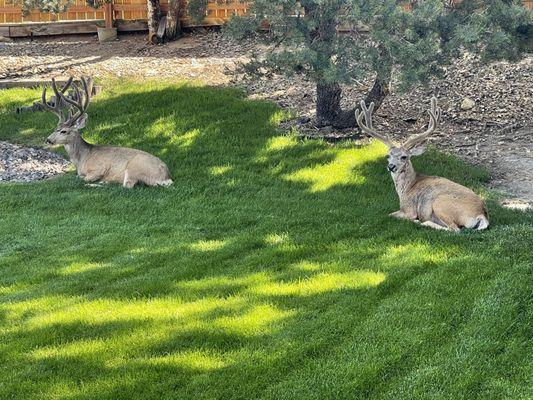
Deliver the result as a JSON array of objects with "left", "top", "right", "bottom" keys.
[
  {"left": 355, "top": 97, "right": 489, "bottom": 231},
  {"left": 41, "top": 77, "right": 172, "bottom": 188}
]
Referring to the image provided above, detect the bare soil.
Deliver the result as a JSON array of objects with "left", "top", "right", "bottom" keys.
[{"left": 0, "top": 31, "right": 531, "bottom": 204}]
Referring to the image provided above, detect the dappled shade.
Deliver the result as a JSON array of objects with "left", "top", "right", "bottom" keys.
[{"left": 0, "top": 82, "right": 531, "bottom": 400}]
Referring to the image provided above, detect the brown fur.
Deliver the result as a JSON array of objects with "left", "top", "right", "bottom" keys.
[
  {"left": 356, "top": 97, "right": 489, "bottom": 231},
  {"left": 390, "top": 163, "right": 489, "bottom": 231},
  {"left": 60, "top": 134, "right": 172, "bottom": 188},
  {"left": 41, "top": 77, "right": 172, "bottom": 189}
]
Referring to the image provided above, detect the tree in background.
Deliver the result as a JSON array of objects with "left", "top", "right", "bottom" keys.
[
  {"left": 11, "top": 0, "right": 70, "bottom": 15},
  {"left": 226, "top": 0, "right": 532, "bottom": 128},
  {"left": 165, "top": 0, "right": 181, "bottom": 41},
  {"left": 146, "top": 0, "right": 161, "bottom": 44}
]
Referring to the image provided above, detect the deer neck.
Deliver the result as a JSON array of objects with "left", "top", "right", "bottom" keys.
[
  {"left": 65, "top": 134, "right": 92, "bottom": 168},
  {"left": 391, "top": 162, "right": 417, "bottom": 198}
]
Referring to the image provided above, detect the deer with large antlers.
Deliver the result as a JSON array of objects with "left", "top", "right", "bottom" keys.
[
  {"left": 355, "top": 97, "right": 489, "bottom": 231},
  {"left": 41, "top": 77, "right": 172, "bottom": 188}
]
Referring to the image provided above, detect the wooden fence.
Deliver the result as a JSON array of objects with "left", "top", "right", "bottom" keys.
[
  {"left": 0, "top": 0, "right": 531, "bottom": 37},
  {"left": 0, "top": 0, "right": 249, "bottom": 24}
]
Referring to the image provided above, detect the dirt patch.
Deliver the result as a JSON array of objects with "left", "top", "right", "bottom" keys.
[
  {"left": 1, "top": 31, "right": 531, "bottom": 202},
  {"left": 0, "top": 141, "right": 70, "bottom": 182}
]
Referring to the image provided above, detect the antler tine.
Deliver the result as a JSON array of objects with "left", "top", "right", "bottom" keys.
[
  {"left": 41, "top": 77, "right": 73, "bottom": 122},
  {"left": 403, "top": 96, "right": 442, "bottom": 150},
  {"left": 59, "top": 77, "right": 92, "bottom": 126},
  {"left": 79, "top": 76, "right": 92, "bottom": 113},
  {"left": 355, "top": 100, "right": 394, "bottom": 147}
]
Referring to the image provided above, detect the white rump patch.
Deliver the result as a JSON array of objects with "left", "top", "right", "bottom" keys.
[
  {"left": 158, "top": 179, "right": 173, "bottom": 187},
  {"left": 476, "top": 216, "right": 489, "bottom": 230}
]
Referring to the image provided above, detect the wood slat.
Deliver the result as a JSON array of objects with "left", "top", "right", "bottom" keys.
[{"left": 6, "top": 19, "right": 104, "bottom": 37}]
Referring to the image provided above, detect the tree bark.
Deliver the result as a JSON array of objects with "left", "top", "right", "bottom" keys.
[
  {"left": 316, "top": 81, "right": 343, "bottom": 127},
  {"left": 147, "top": 0, "right": 161, "bottom": 44},
  {"left": 316, "top": 73, "right": 391, "bottom": 129},
  {"left": 165, "top": 0, "right": 181, "bottom": 41}
]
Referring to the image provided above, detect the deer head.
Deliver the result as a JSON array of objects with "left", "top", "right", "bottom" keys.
[
  {"left": 355, "top": 97, "right": 441, "bottom": 174},
  {"left": 41, "top": 77, "right": 93, "bottom": 145}
]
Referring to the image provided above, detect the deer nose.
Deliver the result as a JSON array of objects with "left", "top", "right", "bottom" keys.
[
  {"left": 387, "top": 164, "right": 396, "bottom": 172},
  {"left": 46, "top": 139, "right": 53, "bottom": 144}
]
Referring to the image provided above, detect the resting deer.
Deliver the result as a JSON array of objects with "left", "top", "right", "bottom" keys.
[
  {"left": 355, "top": 97, "right": 489, "bottom": 231},
  {"left": 41, "top": 77, "right": 172, "bottom": 188}
]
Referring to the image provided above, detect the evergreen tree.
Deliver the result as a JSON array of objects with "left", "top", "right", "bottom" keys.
[{"left": 226, "top": 0, "right": 532, "bottom": 128}]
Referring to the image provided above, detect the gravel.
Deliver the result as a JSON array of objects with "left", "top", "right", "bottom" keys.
[{"left": 0, "top": 141, "right": 70, "bottom": 183}]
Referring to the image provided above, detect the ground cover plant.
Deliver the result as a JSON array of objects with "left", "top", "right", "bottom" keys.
[{"left": 0, "top": 81, "right": 532, "bottom": 400}]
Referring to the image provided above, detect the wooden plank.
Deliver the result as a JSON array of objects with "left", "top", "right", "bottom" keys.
[
  {"left": 0, "top": 77, "right": 74, "bottom": 89},
  {"left": 0, "top": 25, "right": 8, "bottom": 35},
  {"left": 116, "top": 18, "right": 146, "bottom": 31},
  {"left": 0, "top": 6, "right": 21, "bottom": 12},
  {"left": 6, "top": 20, "right": 104, "bottom": 37},
  {"left": 113, "top": 4, "right": 146, "bottom": 11}
]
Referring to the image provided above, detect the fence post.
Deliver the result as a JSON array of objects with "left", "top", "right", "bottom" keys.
[{"left": 104, "top": 1, "right": 114, "bottom": 28}]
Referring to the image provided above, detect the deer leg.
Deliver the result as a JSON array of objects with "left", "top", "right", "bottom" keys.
[
  {"left": 123, "top": 170, "right": 137, "bottom": 189},
  {"left": 431, "top": 208, "right": 461, "bottom": 232},
  {"left": 389, "top": 210, "right": 417, "bottom": 220},
  {"left": 82, "top": 170, "right": 103, "bottom": 182},
  {"left": 421, "top": 221, "right": 452, "bottom": 231}
]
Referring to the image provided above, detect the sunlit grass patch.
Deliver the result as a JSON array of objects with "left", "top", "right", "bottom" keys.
[
  {"left": 189, "top": 239, "right": 228, "bottom": 252},
  {"left": 59, "top": 262, "right": 107, "bottom": 276},
  {"left": 139, "top": 350, "right": 228, "bottom": 371},
  {"left": 212, "top": 304, "right": 293, "bottom": 336},
  {"left": 265, "top": 136, "right": 298, "bottom": 152},
  {"left": 209, "top": 165, "right": 233, "bottom": 175},
  {"left": 173, "top": 128, "right": 201, "bottom": 148},
  {"left": 146, "top": 115, "right": 179, "bottom": 139},
  {"left": 249, "top": 271, "right": 386, "bottom": 297},
  {"left": 290, "top": 260, "right": 322, "bottom": 272},
  {"left": 284, "top": 142, "right": 385, "bottom": 192},
  {"left": 30, "top": 339, "right": 108, "bottom": 360},
  {"left": 264, "top": 233, "right": 290, "bottom": 245},
  {"left": 380, "top": 243, "right": 451, "bottom": 267}
]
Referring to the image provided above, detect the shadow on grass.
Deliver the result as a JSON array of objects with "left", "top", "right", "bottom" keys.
[{"left": 0, "top": 82, "right": 531, "bottom": 400}]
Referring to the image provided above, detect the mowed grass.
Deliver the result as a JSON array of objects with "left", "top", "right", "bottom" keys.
[{"left": 0, "top": 81, "right": 531, "bottom": 400}]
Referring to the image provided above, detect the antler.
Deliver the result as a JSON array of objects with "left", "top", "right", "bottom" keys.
[
  {"left": 402, "top": 97, "right": 442, "bottom": 150},
  {"left": 41, "top": 77, "right": 74, "bottom": 122},
  {"left": 355, "top": 100, "right": 395, "bottom": 147},
  {"left": 58, "top": 77, "right": 92, "bottom": 126},
  {"left": 41, "top": 77, "right": 92, "bottom": 126}
]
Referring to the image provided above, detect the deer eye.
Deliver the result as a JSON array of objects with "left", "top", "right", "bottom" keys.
[{"left": 401, "top": 156, "right": 407, "bottom": 160}]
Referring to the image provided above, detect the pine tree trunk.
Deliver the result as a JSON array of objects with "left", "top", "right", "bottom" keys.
[
  {"left": 165, "top": 0, "right": 181, "bottom": 41},
  {"left": 147, "top": 0, "right": 161, "bottom": 44},
  {"left": 316, "top": 82, "right": 342, "bottom": 127},
  {"left": 316, "top": 74, "right": 391, "bottom": 129}
]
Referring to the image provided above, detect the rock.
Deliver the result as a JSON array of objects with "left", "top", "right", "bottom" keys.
[{"left": 461, "top": 97, "right": 475, "bottom": 110}]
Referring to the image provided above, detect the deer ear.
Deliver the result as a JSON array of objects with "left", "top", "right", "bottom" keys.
[
  {"left": 74, "top": 113, "right": 88, "bottom": 130},
  {"left": 409, "top": 142, "right": 428, "bottom": 156}
]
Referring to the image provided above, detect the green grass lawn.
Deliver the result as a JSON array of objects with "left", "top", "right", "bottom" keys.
[{"left": 0, "top": 81, "right": 531, "bottom": 400}]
